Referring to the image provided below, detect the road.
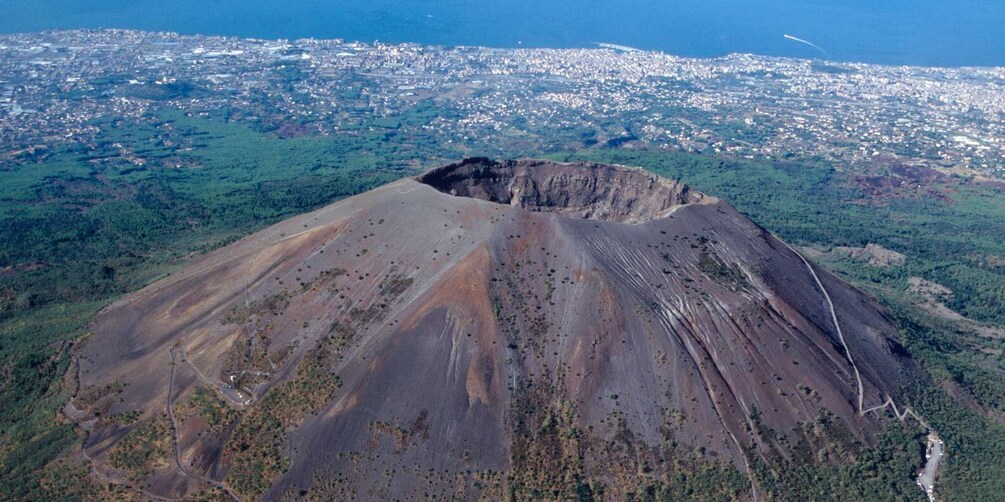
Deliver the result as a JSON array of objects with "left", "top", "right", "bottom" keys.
[
  {"left": 786, "top": 240, "right": 943, "bottom": 501},
  {"left": 917, "top": 435, "right": 945, "bottom": 501},
  {"left": 175, "top": 347, "right": 252, "bottom": 406},
  {"left": 167, "top": 347, "right": 244, "bottom": 501}
]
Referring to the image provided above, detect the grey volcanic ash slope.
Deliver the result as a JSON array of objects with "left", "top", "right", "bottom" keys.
[{"left": 71, "top": 158, "right": 917, "bottom": 499}]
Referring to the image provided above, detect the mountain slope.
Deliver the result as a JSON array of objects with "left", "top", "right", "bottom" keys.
[{"left": 69, "top": 158, "right": 918, "bottom": 499}]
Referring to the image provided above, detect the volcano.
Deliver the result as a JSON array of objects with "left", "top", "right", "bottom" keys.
[{"left": 70, "top": 158, "right": 917, "bottom": 500}]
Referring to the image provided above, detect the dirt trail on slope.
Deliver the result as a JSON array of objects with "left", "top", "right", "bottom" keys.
[
  {"left": 167, "top": 347, "right": 243, "bottom": 501},
  {"left": 788, "top": 242, "right": 942, "bottom": 501}
]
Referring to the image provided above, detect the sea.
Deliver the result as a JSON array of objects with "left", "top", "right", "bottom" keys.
[{"left": 1, "top": 0, "right": 1003, "bottom": 67}]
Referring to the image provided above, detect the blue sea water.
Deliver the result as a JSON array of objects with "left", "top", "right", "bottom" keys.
[{"left": 1, "top": 0, "right": 1003, "bottom": 67}]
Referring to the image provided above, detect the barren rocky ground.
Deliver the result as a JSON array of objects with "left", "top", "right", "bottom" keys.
[{"left": 71, "top": 159, "right": 921, "bottom": 499}]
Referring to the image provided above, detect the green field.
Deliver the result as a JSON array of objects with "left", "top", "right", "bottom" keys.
[{"left": 1, "top": 108, "right": 1003, "bottom": 499}]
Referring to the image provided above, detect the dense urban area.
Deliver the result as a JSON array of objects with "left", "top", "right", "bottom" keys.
[{"left": 2, "top": 29, "right": 1004, "bottom": 177}]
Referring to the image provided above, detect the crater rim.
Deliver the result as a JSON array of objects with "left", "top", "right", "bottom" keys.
[{"left": 416, "top": 157, "right": 706, "bottom": 224}]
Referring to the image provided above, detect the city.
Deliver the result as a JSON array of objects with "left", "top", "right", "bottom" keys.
[{"left": 2, "top": 29, "right": 1003, "bottom": 178}]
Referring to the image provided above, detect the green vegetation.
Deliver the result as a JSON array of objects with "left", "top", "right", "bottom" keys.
[
  {"left": 507, "top": 377, "right": 750, "bottom": 500},
  {"left": 507, "top": 380, "right": 587, "bottom": 498},
  {"left": 750, "top": 410, "right": 924, "bottom": 501},
  {"left": 368, "top": 410, "right": 430, "bottom": 453},
  {"left": 897, "top": 325, "right": 1005, "bottom": 500},
  {"left": 36, "top": 454, "right": 133, "bottom": 501},
  {"left": 119, "top": 80, "right": 207, "bottom": 101},
  {"left": 329, "top": 271, "right": 413, "bottom": 344},
  {"left": 0, "top": 302, "right": 100, "bottom": 498},
  {"left": 107, "top": 415, "right": 172, "bottom": 483},
  {"left": 697, "top": 249, "right": 751, "bottom": 292},
  {"left": 182, "top": 386, "right": 240, "bottom": 432},
  {"left": 753, "top": 429, "right": 926, "bottom": 501},
  {"left": 223, "top": 337, "right": 343, "bottom": 500},
  {"left": 219, "top": 291, "right": 295, "bottom": 389},
  {"left": 221, "top": 291, "right": 291, "bottom": 326}
]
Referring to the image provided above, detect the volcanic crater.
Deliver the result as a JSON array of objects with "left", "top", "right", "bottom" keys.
[
  {"left": 417, "top": 158, "right": 706, "bottom": 223},
  {"left": 69, "top": 158, "right": 919, "bottom": 500}
]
